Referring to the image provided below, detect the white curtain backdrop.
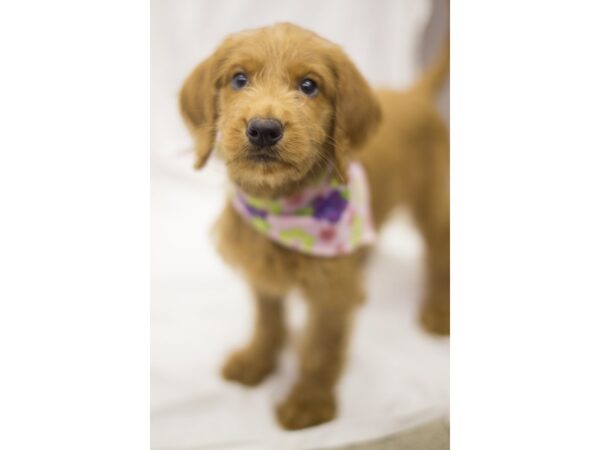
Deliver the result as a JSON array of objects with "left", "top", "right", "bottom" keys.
[{"left": 151, "top": 1, "right": 449, "bottom": 448}]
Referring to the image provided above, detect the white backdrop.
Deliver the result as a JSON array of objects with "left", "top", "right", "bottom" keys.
[{"left": 151, "top": 1, "right": 449, "bottom": 448}]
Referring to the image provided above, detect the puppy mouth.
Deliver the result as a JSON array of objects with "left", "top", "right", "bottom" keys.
[{"left": 246, "top": 148, "right": 282, "bottom": 164}]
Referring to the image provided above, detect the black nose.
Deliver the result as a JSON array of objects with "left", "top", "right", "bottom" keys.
[{"left": 246, "top": 118, "right": 283, "bottom": 147}]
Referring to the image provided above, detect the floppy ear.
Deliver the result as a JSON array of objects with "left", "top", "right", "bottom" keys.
[
  {"left": 179, "top": 55, "right": 219, "bottom": 169},
  {"left": 330, "top": 48, "right": 382, "bottom": 181}
]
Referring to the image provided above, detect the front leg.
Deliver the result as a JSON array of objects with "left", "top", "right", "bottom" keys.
[
  {"left": 277, "top": 265, "right": 363, "bottom": 429},
  {"left": 221, "top": 289, "right": 286, "bottom": 386}
]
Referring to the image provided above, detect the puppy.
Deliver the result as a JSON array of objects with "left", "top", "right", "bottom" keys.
[{"left": 180, "top": 23, "right": 449, "bottom": 430}]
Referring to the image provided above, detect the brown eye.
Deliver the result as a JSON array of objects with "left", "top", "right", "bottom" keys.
[
  {"left": 299, "top": 78, "right": 318, "bottom": 96},
  {"left": 231, "top": 72, "right": 248, "bottom": 90}
]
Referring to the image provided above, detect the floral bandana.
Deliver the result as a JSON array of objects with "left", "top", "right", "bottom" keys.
[{"left": 231, "top": 162, "right": 376, "bottom": 257}]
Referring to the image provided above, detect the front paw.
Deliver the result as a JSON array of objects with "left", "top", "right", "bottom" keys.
[
  {"left": 276, "top": 383, "right": 336, "bottom": 430},
  {"left": 221, "top": 347, "right": 276, "bottom": 387}
]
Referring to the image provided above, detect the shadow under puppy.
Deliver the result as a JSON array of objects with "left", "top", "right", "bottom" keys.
[{"left": 180, "top": 23, "right": 449, "bottom": 430}]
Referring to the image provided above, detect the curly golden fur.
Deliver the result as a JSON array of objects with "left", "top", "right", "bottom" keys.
[{"left": 180, "top": 23, "right": 449, "bottom": 430}]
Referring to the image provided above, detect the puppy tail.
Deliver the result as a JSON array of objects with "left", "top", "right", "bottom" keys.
[{"left": 415, "top": 40, "right": 449, "bottom": 96}]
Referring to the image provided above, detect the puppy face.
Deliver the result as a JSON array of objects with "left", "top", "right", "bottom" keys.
[{"left": 180, "top": 23, "right": 381, "bottom": 196}]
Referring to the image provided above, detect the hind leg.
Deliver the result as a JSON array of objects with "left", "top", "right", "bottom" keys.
[
  {"left": 418, "top": 210, "right": 450, "bottom": 335},
  {"left": 413, "top": 122, "right": 450, "bottom": 335}
]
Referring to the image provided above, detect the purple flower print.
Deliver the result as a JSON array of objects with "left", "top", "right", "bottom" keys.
[{"left": 312, "top": 190, "right": 348, "bottom": 223}]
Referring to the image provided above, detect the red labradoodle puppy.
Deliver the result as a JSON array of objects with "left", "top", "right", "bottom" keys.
[{"left": 180, "top": 23, "right": 449, "bottom": 430}]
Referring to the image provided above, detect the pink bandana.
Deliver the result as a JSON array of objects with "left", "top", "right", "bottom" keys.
[{"left": 231, "top": 162, "right": 376, "bottom": 257}]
